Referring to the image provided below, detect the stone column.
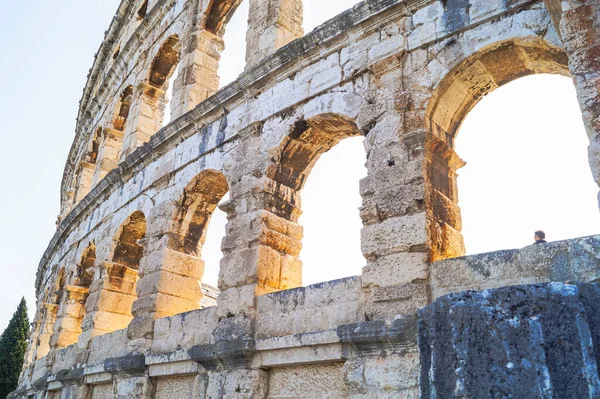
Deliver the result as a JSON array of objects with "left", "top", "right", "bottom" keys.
[
  {"left": 23, "top": 307, "right": 45, "bottom": 366},
  {"left": 128, "top": 241, "right": 206, "bottom": 340},
  {"left": 32, "top": 303, "right": 58, "bottom": 360},
  {"left": 171, "top": 30, "right": 224, "bottom": 120},
  {"left": 217, "top": 175, "right": 303, "bottom": 318},
  {"left": 73, "top": 162, "right": 95, "bottom": 204},
  {"left": 246, "top": 0, "right": 304, "bottom": 68},
  {"left": 559, "top": 0, "right": 600, "bottom": 209},
  {"left": 92, "top": 128, "right": 124, "bottom": 185},
  {"left": 49, "top": 285, "right": 89, "bottom": 350},
  {"left": 121, "top": 83, "right": 165, "bottom": 161},
  {"left": 359, "top": 76, "right": 433, "bottom": 320},
  {"left": 78, "top": 262, "right": 138, "bottom": 347},
  {"left": 125, "top": 201, "right": 206, "bottom": 340}
]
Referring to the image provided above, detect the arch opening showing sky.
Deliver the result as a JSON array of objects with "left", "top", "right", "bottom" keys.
[{"left": 456, "top": 74, "right": 600, "bottom": 255}]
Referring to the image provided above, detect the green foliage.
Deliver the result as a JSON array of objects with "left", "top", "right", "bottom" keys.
[{"left": 0, "top": 298, "right": 29, "bottom": 398}]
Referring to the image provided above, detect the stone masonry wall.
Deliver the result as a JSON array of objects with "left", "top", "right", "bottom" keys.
[{"left": 13, "top": 0, "right": 600, "bottom": 397}]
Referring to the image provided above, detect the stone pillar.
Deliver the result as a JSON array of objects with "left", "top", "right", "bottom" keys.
[
  {"left": 359, "top": 84, "right": 432, "bottom": 319},
  {"left": 23, "top": 307, "right": 45, "bottom": 366},
  {"left": 32, "top": 303, "right": 58, "bottom": 360},
  {"left": 171, "top": 30, "right": 224, "bottom": 120},
  {"left": 92, "top": 128, "right": 124, "bottom": 185},
  {"left": 121, "top": 83, "right": 165, "bottom": 161},
  {"left": 559, "top": 1, "right": 600, "bottom": 209},
  {"left": 73, "top": 162, "right": 95, "bottom": 204},
  {"left": 246, "top": 0, "right": 304, "bottom": 68},
  {"left": 128, "top": 240, "right": 206, "bottom": 340},
  {"left": 424, "top": 137, "right": 466, "bottom": 262},
  {"left": 78, "top": 262, "right": 138, "bottom": 347},
  {"left": 217, "top": 175, "right": 303, "bottom": 318},
  {"left": 49, "top": 285, "right": 89, "bottom": 350}
]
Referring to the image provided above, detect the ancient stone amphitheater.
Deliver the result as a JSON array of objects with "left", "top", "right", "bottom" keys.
[{"left": 11, "top": 0, "right": 600, "bottom": 397}]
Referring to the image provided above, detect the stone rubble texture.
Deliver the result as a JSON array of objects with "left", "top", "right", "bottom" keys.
[
  {"left": 419, "top": 283, "right": 600, "bottom": 398},
  {"left": 12, "top": 0, "right": 600, "bottom": 397}
]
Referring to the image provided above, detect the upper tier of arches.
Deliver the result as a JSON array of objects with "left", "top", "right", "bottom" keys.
[{"left": 60, "top": 0, "right": 364, "bottom": 220}]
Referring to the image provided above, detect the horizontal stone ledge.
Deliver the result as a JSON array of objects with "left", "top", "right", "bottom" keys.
[
  {"left": 53, "top": 367, "right": 85, "bottom": 385},
  {"left": 83, "top": 371, "right": 113, "bottom": 385},
  {"left": 103, "top": 354, "right": 146, "bottom": 376},
  {"left": 31, "top": 373, "right": 50, "bottom": 392},
  {"left": 255, "top": 329, "right": 341, "bottom": 351},
  {"left": 337, "top": 314, "right": 418, "bottom": 355},
  {"left": 146, "top": 349, "right": 193, "bottom": 366},
  {"left": 256, "top": 343, "right": 347, "bottom": 369},
  {"left": 148, "top": 360, "right": 200, "bottom": 378},
  {"left": 188, "top": 339, "right": 256, "bottom": 371},
  {"left": 431, "top": 234, "right": 600, "bottom": 299},
  {"left": 7, "top": 387, "right": 27, "bottom": 399}
]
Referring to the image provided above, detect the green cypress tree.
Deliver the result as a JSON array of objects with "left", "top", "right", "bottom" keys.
[{"left": 0, "top": 298, "right": 29, "bottom": 397}]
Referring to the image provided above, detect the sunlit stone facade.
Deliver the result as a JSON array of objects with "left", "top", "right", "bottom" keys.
[{"left": 13, "top": 0, "right": 600, "bottom": 397}]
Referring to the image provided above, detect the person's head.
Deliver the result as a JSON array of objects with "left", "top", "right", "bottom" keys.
[{"left": 534, "top": 230, "right": 546, "bottom": 241}]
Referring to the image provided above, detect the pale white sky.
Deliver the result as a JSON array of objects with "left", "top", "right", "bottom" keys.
[{"left": 0, "top": 0, "right": 598, "bottom": 328}]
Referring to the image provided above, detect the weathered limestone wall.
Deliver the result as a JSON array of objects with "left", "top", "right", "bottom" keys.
[{"left": 14, "top": 0, "right": 600, "bottom": 397}]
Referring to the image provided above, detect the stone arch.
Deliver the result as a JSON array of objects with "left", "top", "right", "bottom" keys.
[
  {"left": 112, "top": 85, "right": 134, "bottom": 132},
  {"left": 148, "top": 35, "right": 181, "bottom": 89},
  {"left": 72, "top": 126, "right": 105, "bottom": 205},
  {"left": 33, "top": 267, "right": 65, "bottom": 359},
  {"left": 112, "top": 210, "right": 146, "bottom": 270},
  {"left": 77, "top": 243, "right": 97, "bottom": 289},
  {"left": 169, "top": 170, "right": 230, "bottom": 256},
  {"left": 121, "top": 36, "right": 182, "bottom": 159},
  {"left": 205, "top": 0, "right": 244, "bottom": 36},
  {"left": 79, "top": 213, "right": 145, "bottom": 341},
  {"left": 246, "top": 113, "right": 365, "bottom": 291},
  {"left": 50, "top": 243, "right": 96, "bottom": 350},
  {"left": 424, "top": 37, "right": 570, "bottom": 262},
  {"left": 86, "top": 128, "right": 101, "bottom": 165},
  {"left": 267, "top": 113, "right": 363, "bottom": 221},
  {"left": 91, "top": 85, "right": 134, "bottom": 184},
  {"left": 137, "top": 0, "right": 148, "bottom": 20}
]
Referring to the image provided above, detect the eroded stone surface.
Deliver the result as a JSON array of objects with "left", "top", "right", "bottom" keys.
[
  {"left": 419, "top": 283, "right": 600, "bottom": 398},
  {"left": 14, "top": 0, "right": 600, "bottom": 397}
]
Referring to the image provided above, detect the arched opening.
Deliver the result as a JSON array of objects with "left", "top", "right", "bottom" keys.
[
  {"left": 215, "top": 0, "right": 248, "bottom": 87},
  {"left": 112, "top": 85, "right": 134, "bottom": 132},
  {"left": 72, "top": 127, "right": 105, "bottom": 204},
  {"left": 456, "top": 75, "right": 600, "bottom": 254},
  {"left": 148, "top": 35, "right": 181, "bottom": 127},
  {"left": 300, "top": 136, "right": 366, "bottom": 285},
  {"left": 50, "top": 244, "right": 96, "bottom": 349},
  {"left": 87, "top": 128, "right": 101, "bottom": 165},
  {"left": 425, "top": 37, "right": 576, "bottom": 262},
  {"left": 113, "top": 211, "right": 146, "bottom": 270},
  {"left": 92, "top": 86, "right": 133, "bottom": 184},
  {"left": 266, "top": 114, "right": 364, "bottom": 288},
  {"left": 303, "top": 0, "right": 359, "bottom": 32},
  {"left": 90, "top": 211, "right": 145, "bottom": 333},
  {"left": 169, "top": 170, "right": 229, "bottom": 307},
  {"left": 34, "top": 269, "right": 64, "bottom": 359},
  {"left": 137, "top": 0, "right": 148, "bottom": 20},
  {"left": 77, "top": 243, "right": 96, "bottom": 289}
]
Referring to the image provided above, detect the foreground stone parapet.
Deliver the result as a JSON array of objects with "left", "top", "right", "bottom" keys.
[
  {"left": 431, "top": 235, "right": 600, "bottom": 298},
  {"left": 419, "top": 283, "right": 600, "bottom": 398}
]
